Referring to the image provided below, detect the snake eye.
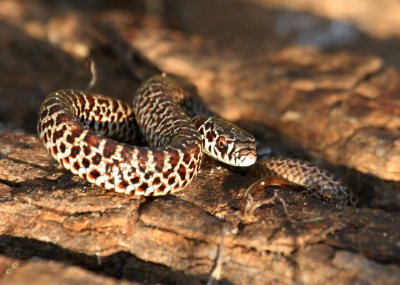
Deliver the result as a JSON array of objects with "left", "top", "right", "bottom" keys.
[{"left": 217, "top": 136, "right": 228, "bottom": 149}]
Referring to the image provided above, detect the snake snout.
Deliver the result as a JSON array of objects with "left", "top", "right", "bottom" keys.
[{"left": 236, "top": 147, "right": 257, "bottom": 167}]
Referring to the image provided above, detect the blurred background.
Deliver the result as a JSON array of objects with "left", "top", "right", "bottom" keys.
[
  {"left": 1, "top": 0, "right": 400, "bottom": 133},
  {"left": 164, "top": 0, "right": 400, "bottom": 64}
]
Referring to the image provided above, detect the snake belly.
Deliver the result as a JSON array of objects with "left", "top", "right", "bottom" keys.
[{"left": 37, "top": 76, "right": 202, "bottom": 196}]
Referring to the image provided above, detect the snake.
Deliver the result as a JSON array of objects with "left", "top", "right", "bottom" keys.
[{"left": 37, "top": 75, "right": 353, "bottom": 204}]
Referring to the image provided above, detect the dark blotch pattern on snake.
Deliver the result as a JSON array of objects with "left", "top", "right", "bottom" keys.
[
  {"left": 38, "top": 76, "right": 204, "bottom": 195},
  {"left": 37, "top": 75, "right": 353, "bottom": 204}
]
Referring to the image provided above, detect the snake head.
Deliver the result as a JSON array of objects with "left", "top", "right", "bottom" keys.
[{"left": 193, "top": 116, "right": 257, "bottom": 167}]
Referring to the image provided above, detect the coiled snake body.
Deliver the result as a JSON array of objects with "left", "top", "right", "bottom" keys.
[{"left": 38, "top": 75, "right": 352, "bottom": 204}]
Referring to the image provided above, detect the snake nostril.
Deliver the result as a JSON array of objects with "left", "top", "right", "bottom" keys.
[{"left": 236, "top": 148, "right": 257, "bottom": 167}]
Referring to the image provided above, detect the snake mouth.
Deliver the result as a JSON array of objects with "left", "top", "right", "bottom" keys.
[{"left": 234, "top": 147, "right": 257, "bottom": 167}]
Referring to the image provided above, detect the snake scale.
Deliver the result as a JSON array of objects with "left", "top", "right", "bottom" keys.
[{"left": 37, "top": 75, "right": 353, "bottom": 204}]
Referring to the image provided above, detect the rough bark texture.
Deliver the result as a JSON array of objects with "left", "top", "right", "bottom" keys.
[
  {"left": 1, "top": 129, "right": 400, "bottom": 285},
  {"left": 0, "top": 0, "right": 400, "bottom": 284}
]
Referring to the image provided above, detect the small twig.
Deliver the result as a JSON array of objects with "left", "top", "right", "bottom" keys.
[
  {"left": 243, "top": 178, "right": 327, "bottom": 224},
  {"left": 273, "top": 191, "right": 296, "bottom": 223},
  {"left": 207, "top": 243, "right": 224, "bottom": 285},
  {"left": 242, "top": 179, "right": 278, "bottom": 223},
  {"left": 85, "top": 59, "right": 97, "bottom": 90},
  {"left": 86, "top": 23, "right": 161, "bottom": 83},
  {"left": 243, "top": 179, "right": 276, "bottom": 219},
  {"left": 207, "top": 222, "right": 232, "bottom": 285}
]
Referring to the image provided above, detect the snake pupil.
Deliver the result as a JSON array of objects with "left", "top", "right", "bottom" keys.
[{"left": 217, "top": 137, "right": 227, "bottom": 149}]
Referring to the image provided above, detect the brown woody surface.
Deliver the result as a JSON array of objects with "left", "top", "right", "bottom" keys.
[
  {"left": 1, "top": 129, "right": 399, "bottom": 284},
  {"left": 0, "top": 0, "right": 400, "bottom": 284}
]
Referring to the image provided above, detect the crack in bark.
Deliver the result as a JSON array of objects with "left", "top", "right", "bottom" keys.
[
  {"left": 347, "top": 63, "right": 385, "bottom": 92},
  {"left": 0, "top": 178, "right": 21, "bottom": 188}
]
